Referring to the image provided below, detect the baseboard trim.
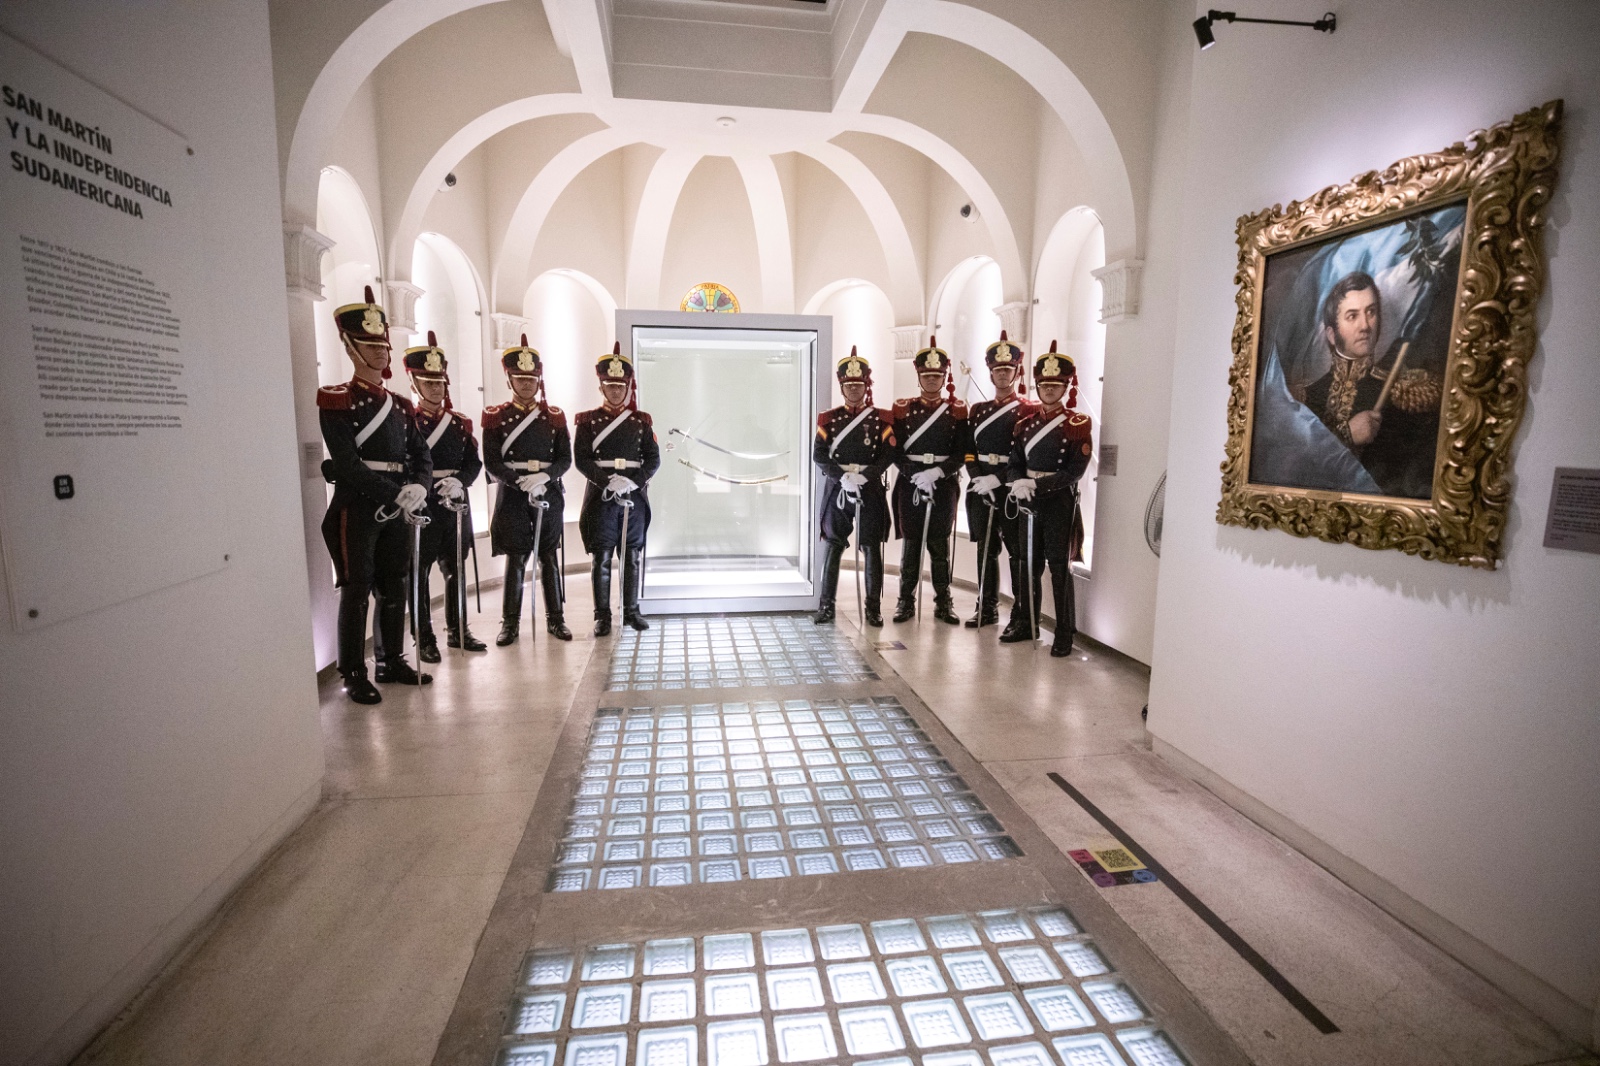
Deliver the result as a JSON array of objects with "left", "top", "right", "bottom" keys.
[
  {"left": 1151, "top": 736, "right": 1595, "bottom": 1049},
  {"left": 41, "top": 778, "right": 324, "bottom": 1066}
]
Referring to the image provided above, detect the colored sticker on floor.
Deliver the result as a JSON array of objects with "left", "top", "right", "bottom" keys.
[{"left": 1069, "top": 848, "right": 1158, "bottom": 888}]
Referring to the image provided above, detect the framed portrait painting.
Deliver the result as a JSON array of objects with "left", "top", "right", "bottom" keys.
[{"left": 1216, "top": 100, "right": 1562, "bottom": 568}]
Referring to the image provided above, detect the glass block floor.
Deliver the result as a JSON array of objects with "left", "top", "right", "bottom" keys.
[
  {"left": 608, "top": 617, "right": 877, "bottom": 691},
  {"left": 549, "top": 697, "right": 1021, "bottom": 891},
  {"left": 498, "top": 908, "right": 1189, "bottom": 1066}
]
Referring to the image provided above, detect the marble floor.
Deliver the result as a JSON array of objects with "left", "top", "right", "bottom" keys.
[{"left": 74, "top": 581, "right": 1594, "bottom": 1066}]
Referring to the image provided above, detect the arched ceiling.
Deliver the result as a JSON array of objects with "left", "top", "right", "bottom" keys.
[{"left": 275, "top": 0, "right": 1157, "bottom": 332}]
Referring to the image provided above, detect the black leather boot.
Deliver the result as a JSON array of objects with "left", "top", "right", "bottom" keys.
[
  {"left": 966, "top": 538, "right": 1001, "bottom": 627},
  {"left": 592, "top": 551, "right": 614, "bottom": 636},
  {"left": 623, "top": 549, "right": 650, "bottom": 631},
  {"left": 1049, "top": 559, "right": 1076, "bottom": 657},
  {"left": 894, "top": 536, "right": 919, "bottom": 622},
  {"left": 863, "top": 544, "right": 884, "bottom": 627},
  {"left": 814, "top": 541, "right": 842, "bottom": 623},
  {"left": 343, "top": 671, "right": 382, "bottom": 705},
  {"left": 541, "top": 554, "right": 571, "bottom": 640},
  {"left": 497, "top": 552, "right": 527, "bottom": 646},
  {"left": 375, "top": 657, "right": 432, "bottom": 685},
  {"left": 412, "top": 567, "right": 441, "bottom": 661},
  {"left": 930, "top": 539, "right": 960, "bottom": 624},
  {"left": 998, "top": 557, "right": 1033, "bottom": 643},
  {"left": 336, "top": 588, "right": 373, "bottom": 687},
  {"left": 444, "top": 568, "right": 487, "bottom": 651}
]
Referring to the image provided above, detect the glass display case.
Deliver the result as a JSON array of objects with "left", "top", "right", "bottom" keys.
[{"left": 621, "top": 311, "right": 831, "bottom": 614}]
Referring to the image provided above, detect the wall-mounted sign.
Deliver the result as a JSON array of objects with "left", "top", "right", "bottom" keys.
[
  {"left": 1542, "top": 468, "right": 1600, "bottom": 556},
  {"left": 0, "top": 31, "right": 221, "bottom": 630}
]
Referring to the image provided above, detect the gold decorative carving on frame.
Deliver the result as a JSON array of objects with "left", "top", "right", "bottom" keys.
[{"left": 1215, "top": 100, "right": 1562, "bottom": 568}]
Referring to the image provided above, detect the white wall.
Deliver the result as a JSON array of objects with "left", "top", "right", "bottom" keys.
[
  {"left": 1148, "top": 0, "right": 1600, "bottom": 1041},
  {"left": 0, "top": 3, "right": 325, "bottom": 1064}
]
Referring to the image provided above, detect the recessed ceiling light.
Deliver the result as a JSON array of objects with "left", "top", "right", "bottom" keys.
[{"left": 716, "top": 116, "right": 737, "bottom": 128}]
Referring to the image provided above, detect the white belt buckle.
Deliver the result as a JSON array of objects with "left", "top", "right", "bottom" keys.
[{"left": 611, "top": 458, "right": 625, "bottom": 470}]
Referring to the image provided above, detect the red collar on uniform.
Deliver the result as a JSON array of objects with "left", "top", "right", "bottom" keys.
[{"left": 349, "top": 377, "right": 386, "bottom": 397}]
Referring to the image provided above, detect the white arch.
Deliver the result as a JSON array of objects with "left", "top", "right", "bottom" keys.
[
  {"left": 1030, "top": 207, "right": 1103, "bottom": 349},
  {"left": 834, "top": 0, "right": 1136, "bottom": 257},
  {"left": 494, "top": 127, "right": 636, "bottom": 312},
  {"left": 282, "top": 0, "right": 503, "bottom": 225},
  {"left": 798, "top": 142, "right": 923, "bottom": 326},
  {"left": 388, "top": 93, "right": 593, "bottom": 280},
  {"left": 844, "top": 113, "right": 1026, "bottom": 304},
  {"left": 732, "top": 155, "right": 795, "bottom": 315},
  {"left": 625, "top": 150, "right": 701, "bottom": 309}
]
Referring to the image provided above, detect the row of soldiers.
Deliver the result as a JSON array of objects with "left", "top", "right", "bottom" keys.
[
  {"left": 318, "top": 287, "right": 656, "bottom": 704},
  {"left": 813, "top": 335, "right": 1091, "bottom": 655},
  {"left": 317, "top": 288, "right": 1092, "bottom": 705}
]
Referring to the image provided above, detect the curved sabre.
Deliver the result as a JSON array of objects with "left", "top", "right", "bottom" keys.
[
  {"left": 677, "top": 457, "right": 790, "bottom": 485},
  {"left": 669, "top": 427, "right": 789, "bottom": 461}
]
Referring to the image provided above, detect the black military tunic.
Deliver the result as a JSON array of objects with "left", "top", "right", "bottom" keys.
[
  {"left": 484, "top": 401, "right": 571, "bottom": 556},
  {"left": 414, "top": 407, "right": 482, "bottom": 567},
  {"left": 890, "top": 396, "right": 968, "bottom": 543},
  {"left": 1007, "top": 406, "right": 1093, "bottom": 558},
  {"left": 813, "top": 404, "right": 896, "bottom": 545},
  {"left": 318, "top": 377, "right": 432, "bottom": 674},
  {"left": 575, "top": 407, "right": 660, "bottom": 552},
  {"left": 964, "top": 395, "right": 1035, "bottom": 552}
]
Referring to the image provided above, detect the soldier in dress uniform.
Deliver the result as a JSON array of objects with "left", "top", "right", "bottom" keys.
[
  {"left": 963, "top": 331, "right": 1035, "bottom": 630},
  {"left": 317, "top": 286, "right": 433, "bottom": 704},
  {"left": 575, "top": 343, "right": 660, "bottom": 636},
  {"left": 813, "top": 347, "right": 896, "bottom": 627},
  {"left": 890, "top": 337, "right": 968, "bottom": 625},
  {"left": 483, "top": 336, "right": 573, "bottom": 644},
  {"left": 402, "top": 332, "right": 487, "bottom": 660},
  {"left": 1004, "top": 341, "right": 1093, "bottom": 656}
]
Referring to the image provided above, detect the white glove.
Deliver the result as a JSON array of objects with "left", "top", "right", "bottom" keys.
[
  {"left": 436, "top": 476, "right": 464, "bottom": 501},
  {"left": 396, "top": 483, "right": 428, "bottom": 513},
  {"left": 840, "top": 472, "right": 867, "bottom": 491},
  {"left": 911, "top": 468, "right": 943, "bottom": 492},
  {"left": 607, "top": 474, "right": 638, "bottom": 495},
  {"left": 969, "top": 474, "right": 1002, "bottom": 496},
  {"left": 1008, "top": 478, "right": 1037, "bottom": 502},
  {"left": 516, "top": 472, "right": 550, "bottom": 496}
]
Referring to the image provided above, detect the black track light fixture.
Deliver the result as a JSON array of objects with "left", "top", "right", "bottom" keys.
[{"left": 1193, "top": 9, "right": 1336, "bottom": 50}]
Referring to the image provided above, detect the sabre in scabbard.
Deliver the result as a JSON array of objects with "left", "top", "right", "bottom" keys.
[
  {"left": 530, "top": 490, "right": 546, "bottom": 636},
  {"left": 454, "top": 502, "right": 466, "bottom": 657},
  {"left": 915, "top": 490, "right": 933, "bottom": 619},
  {"left": 852, "top": 491, "right": 864, "bottom": 629}
]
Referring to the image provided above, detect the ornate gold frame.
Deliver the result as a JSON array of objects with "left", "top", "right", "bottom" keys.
[{"left": 1216, "top": 100, "right": 1562, "bottom": 568}]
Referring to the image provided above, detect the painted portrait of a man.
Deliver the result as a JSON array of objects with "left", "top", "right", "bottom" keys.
[{"left": 1245, "top": 204, "right": 1463, "bottom": 499}]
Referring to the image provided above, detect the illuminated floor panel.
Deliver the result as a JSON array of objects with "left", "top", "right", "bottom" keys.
[
  {"left": 609, "top": 617, "right": 877, "bottom": 691},
  {"left": 498, "top": 910, "right": 1190, "bottom": 1066},
  {"left": 549, "top": 697, "right": 1021, "bottom": 891}
]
